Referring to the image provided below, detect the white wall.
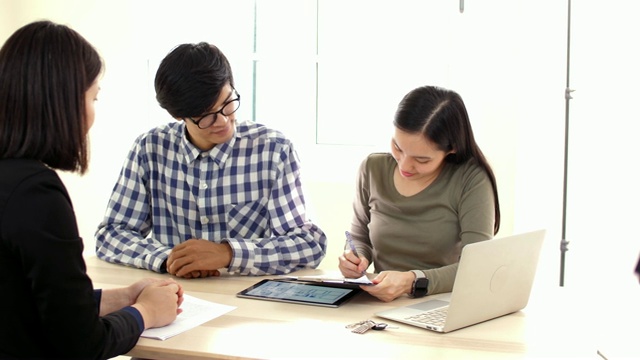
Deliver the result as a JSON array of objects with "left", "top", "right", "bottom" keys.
[{"left": 2, "top": 0, "right": 638, "bottom": 294}]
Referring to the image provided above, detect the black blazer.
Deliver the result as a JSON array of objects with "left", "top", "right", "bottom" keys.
[{"left": 0, "top": 159, "right": 141, "bottom": 359}]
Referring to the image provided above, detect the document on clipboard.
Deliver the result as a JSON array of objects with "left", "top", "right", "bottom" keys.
[{"left": 281, "top": 272, "right": 374, "bottom": 287}]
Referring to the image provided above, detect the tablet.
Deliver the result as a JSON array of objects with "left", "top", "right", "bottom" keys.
[{"left": 236, "top": 279, "right": 361, "bottom": 308}]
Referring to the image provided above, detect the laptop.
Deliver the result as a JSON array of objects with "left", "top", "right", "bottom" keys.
[{"left": 375, "top": 229, "right": 546, "bottom": 333}]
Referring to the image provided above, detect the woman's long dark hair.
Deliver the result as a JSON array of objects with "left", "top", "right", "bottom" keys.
[
  {"left": 0, "top": 20, "right": 102, "bottom": 174},
  {"left": 393, "top": 85, "right": 501, "bottom": 234}
]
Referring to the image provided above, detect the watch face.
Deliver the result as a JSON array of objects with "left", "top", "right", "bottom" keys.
[
  {"left": 412, "top": 277, "right": 428, "bottom": 297},
  {"left": 415, "top": 278, "right": 428, "bottom": 289}
]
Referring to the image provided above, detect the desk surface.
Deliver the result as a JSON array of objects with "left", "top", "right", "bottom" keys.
[{"left": 85, "top": 256, "right": 639, "bottom": 360}]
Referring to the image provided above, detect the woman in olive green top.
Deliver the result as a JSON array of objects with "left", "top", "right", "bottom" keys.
[{"left": 339, "top": 85, "right": 500, "bottom": 302}]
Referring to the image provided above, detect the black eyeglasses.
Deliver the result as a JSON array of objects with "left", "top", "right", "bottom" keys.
[{"left": 187, "top": 89, "right": 241, "bottom": 129}]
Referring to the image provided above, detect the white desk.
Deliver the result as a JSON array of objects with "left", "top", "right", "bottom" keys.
[{"left": 85, "top": 256, "right": 639, "bottom": 359}]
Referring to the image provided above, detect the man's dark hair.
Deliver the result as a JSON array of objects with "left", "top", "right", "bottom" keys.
[{"left": 155, "top": 42, "right": 234, "bottom": 119}]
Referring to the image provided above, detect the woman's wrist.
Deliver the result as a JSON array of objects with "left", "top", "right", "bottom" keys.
[
  {"left": 405, "top": 271, "right": 416, "bottom": 294},
  {"left": 126, "top": 283, "right": 140, "bottom": 306}
]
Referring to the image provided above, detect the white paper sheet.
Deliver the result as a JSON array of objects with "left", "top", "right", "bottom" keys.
[{"left": 140, "top": 294, "right": 236, "bottom": 340}]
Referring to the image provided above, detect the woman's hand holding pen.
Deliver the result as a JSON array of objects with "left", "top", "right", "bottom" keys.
[
  {"left": 340, "top": 230, "right": 369, "bottom": 278},
  {"left": 339, "top": 250, "right": 369, "bottom": 278}
]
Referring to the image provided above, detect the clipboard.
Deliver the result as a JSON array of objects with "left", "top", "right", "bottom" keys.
[{"left": 280, "top": 274, "right": 374, "bottom": 288}]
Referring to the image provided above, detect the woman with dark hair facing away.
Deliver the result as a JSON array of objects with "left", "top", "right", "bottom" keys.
[
  {"left": 0, "top": 20, "right": 184, "bottom": 358},
  {"left": 339, "top": 85, "right": 500, "bottom": 302}
]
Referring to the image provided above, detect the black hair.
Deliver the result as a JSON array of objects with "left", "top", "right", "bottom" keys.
[
  {"left": 0, "top": 20, "right": 102, "bottom": 174},
  {"left": 154, "top": 42, "right": 234, "bottom": 118},
  {"left": 394, "top": 85, "right": 501, "bottom": 234}
]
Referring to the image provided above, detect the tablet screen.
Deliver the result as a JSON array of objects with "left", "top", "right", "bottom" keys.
[{"left": 236, "top": 279, "right": 360, "bottom": 307}]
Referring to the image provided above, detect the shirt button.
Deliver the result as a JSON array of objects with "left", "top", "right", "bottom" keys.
[
  {"left": 200, "top": 181, "right": 208, "bottom": 189},
  {"left": 201, "top": 217, "right": 209, "bottom": 224}
]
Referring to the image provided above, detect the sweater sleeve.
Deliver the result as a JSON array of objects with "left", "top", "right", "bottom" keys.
[
  {"left": 422, "top": 161, "right": 496, "bottom": 294},
  {"left": 349, "top": 156, "right": 375, "bottom": 262},
  {"left": 2, "top": 168, "right": 142, "bottom": 358}
]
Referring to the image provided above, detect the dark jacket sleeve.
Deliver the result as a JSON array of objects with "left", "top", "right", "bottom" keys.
[{"left": 0, "top": 164, "right": 141, "bottom": 359}]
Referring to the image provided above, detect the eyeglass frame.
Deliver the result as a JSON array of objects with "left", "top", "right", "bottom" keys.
[{"left": 186, "top": 88, "right": 241, "bottom": 129}]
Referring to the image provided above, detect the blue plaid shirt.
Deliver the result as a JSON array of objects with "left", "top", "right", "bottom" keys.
[{"left": 95, "top": 121, "right": 327, "bottom": 275}]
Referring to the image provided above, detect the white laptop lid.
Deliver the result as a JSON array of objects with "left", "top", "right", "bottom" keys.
[{"left": 376, "top": 229, "right": 546, "bottom": 333}]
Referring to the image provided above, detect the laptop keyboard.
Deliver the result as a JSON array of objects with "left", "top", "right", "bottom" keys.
[{"left": 405, "top": 306, "right": 449, "bottom": 327}]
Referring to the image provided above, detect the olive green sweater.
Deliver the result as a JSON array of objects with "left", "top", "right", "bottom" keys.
[{"left": 350, "top": 153, "right": 496, "bottom": 295}]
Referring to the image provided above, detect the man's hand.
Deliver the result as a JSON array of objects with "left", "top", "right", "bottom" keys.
[{"left": 167, "top": 239, "right": 232, "bottom": 278}]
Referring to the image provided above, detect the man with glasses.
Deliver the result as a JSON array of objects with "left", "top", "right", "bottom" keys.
[{"left": 95, "top": 42, "right": 327, "bottom": 278}]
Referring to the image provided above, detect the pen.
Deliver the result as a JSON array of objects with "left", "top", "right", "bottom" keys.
[
  {"left": 345, "top": 231, "right": 367, "bottom": 277},
  {"left": 345, "top": 231, "right": 359, "bottom": 257}
]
